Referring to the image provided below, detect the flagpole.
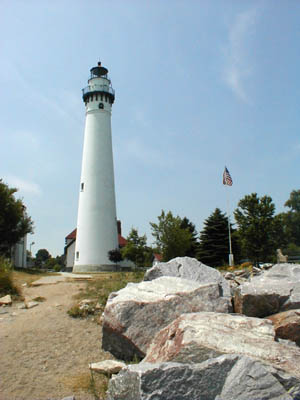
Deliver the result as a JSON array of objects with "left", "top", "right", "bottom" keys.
[
  {"left": 226, "top": 187, "right": 234, "bottom": 266},
  {"left": 223, "top": 166, "right": 234, "bottom": 266}
]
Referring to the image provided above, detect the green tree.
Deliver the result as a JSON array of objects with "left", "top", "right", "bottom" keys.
[
  {"left": 281, "top": 190, "right": 300, "bottom": 246},
  {"left": 180, "top": 217, "right": 199, "bottom": 258},
  {"left": 121, "top": 228, "right": 153, "bottom": 268},
  {"left": 198, "top": 208, "right": 237, "bottom": 267},
  {"left": 150, "top": 210, "right": 192, "bottom": 262},
  {"left": 0, "top": 179, "right": 34, "bottom": 256},
  {"left": 35, "top": 249, "right": 51, "bottom": 267},
  {"left": 234, "top": 193, "right": 279, "bottom": 262}
]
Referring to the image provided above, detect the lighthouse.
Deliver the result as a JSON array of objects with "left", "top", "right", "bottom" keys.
[{"left": 73, "top": 62, "right": 118, "bottom": 272}]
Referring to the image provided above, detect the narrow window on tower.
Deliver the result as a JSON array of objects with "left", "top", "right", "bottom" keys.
[
  {"left": 76, "top": 251, "right": 79, "bottom": 260},
  {"left": 95, "top": 94, "right": 98, "bottom": 101},
  {"left": 81, "top": 182, "right": 84, "bottom": 191}
]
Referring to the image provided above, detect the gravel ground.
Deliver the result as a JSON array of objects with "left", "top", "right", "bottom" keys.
[{"left": 0, "top": 279, "right": 112, "bottom": 400}]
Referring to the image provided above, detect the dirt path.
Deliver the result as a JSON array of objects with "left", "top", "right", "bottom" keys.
[{"left": 0, "top": 279, "right": 112, "bottom": 400}]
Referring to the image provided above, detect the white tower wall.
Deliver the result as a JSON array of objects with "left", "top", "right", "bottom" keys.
[{"left": 73, "top": 65, "right": 118, "bottom": 272}]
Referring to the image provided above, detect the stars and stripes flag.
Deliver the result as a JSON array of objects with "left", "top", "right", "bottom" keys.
[{"left": 223, "top": 166, "right": 233, "bottom": 186}]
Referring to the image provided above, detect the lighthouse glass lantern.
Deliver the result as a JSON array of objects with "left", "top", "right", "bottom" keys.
[{"left": 73, "top": 62, "right": 118, "bottom": 272}]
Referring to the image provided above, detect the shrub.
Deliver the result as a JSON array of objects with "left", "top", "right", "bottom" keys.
[
  {"left": 240, "top": 262, "right": 253, "bottom": 270},
  {"left": 53, "top": 264, "right": 62, "bottom": 272},
  {"left": 0, "top": 256, "right": 20, "bottom": 297},
  {"left": 67, "top": 271, "right": 144, "bottom": 320}
]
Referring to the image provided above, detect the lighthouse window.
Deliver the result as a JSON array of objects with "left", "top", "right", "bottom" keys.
[
  {"left": 81, "top": 182, "right": 84, "bottom": 191},
  {"left": 100, "top": 94, "right": 103, "bottom": 101},
  {"left": 99, "top": 103, "right": 104, "bottom": 109},
  {"left": 95, "top": 94, "right": 98, "bottom": 101},
  {"left": 76, "top": 251, "right": 79, "bottom": 260},
  {"left": 90, "top": 94, "right": 93, "bottom": 102},
  {"left": 105, "top": 94, "right": 108, "bottom": 102}
]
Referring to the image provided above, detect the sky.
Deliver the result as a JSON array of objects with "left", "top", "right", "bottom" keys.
[{"left": 1, "top": 0, "right": 300, "bottom": 257}]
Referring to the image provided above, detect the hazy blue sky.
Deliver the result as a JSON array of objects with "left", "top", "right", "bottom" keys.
[{"left": 1, "top": 1, "right": 300, "bottom": 257}]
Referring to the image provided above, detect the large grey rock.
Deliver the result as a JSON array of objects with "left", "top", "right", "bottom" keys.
[
  {"left": 234, "top": 263, "right": 300, "bottom": 317},
  {"left": 102, "top": 277, "right": 232, "bottom": 360},
  {"left": 266, "top": 309, "right": 300, "bottom": 346},
  {"left": 144, "top": 312, "right": 300, "bottom": 378},
  {"left": 144, "top": 257, "right": 231, "bottom": 296},
  {"left": 107, "top": 355, "right": 300, "bottom": 400}
]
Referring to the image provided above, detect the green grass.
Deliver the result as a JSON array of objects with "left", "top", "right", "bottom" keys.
[
  {"left": 0, "top": 257, "right": 20, "bottom": 298},
  {"left": 68, "top": 270, "right": 144, "bottom": 319},
  {"left": 0, "top": 260, "right": 60, "bottom": 299},
  {"left": 60, "top": 371, "right": 108, "bottom": 400}
]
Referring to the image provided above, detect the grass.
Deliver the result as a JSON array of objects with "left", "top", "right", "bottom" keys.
[
  {"left": 0, "top": 260, "right": 60, "bottom": 300},
  {"left": 0, "top": 257, "right": 21, "bottom": 299},
  {"left": 68, "top": 270, "right": 144, "bottom": 319},
  {"left": 60, "top": 371, "right": 108, "bottom": 400}
]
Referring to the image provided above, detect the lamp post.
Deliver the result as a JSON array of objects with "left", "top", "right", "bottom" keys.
[{"left": 30, "top": 241, "right": 35, "bottom": 256}]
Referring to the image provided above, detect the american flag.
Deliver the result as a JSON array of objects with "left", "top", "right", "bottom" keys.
[{"left": 223, "top": 166, "right": 233, "bottom": 186}]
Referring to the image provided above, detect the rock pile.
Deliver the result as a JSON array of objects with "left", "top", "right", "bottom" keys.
[
  {"left": 100, "top": 258, "right": 300, "bottom": 399},
  {"left": 102, "top": 259, "right": 232, "bottom": 360}
]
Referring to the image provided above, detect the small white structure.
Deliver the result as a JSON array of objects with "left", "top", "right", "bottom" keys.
[
  {"left": 74, "top": 62, "right": 118, "bottom": 272},
  {"left": 12, "top": 235, "right": 27, "bottom": 268}
]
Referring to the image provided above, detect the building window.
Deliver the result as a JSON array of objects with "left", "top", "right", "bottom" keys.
[
  {"left": 99, "top": 103, "right": 104, "bottom": 109},
  {"left": 76, "top": 251, "right": 79, "bottom": 260},
  {"left": 95, "top": 94, "right": 98, "bottom": 101},
  {"left": 100, "top": 94, "right": 103, "bottom": 101},
  {"left": 81, "top": 182, "right": 84, "bottom": 191}
]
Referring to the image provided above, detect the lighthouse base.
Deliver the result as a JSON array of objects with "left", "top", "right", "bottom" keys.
[{"left": 72, "top": 263, "right": 119, "bottom": 273}]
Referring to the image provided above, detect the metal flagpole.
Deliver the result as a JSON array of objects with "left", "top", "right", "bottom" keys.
[
  {"left": 223, "top": 166, "right": 234, "bottom": 266},
  {"left": 226, "top": 187, "right": 234, "bottom": 266}
]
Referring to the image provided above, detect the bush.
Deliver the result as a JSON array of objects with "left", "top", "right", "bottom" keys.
[
  {"left": 53, "top": 264, "right": 62, "bottom": 272},
  {"left": 0, "top": 256, "right": 20, "bottom": 297},
  {"left": 240, "top": 262, "right": 253, "bottom": 269}
]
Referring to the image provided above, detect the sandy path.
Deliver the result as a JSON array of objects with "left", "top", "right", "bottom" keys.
[{"left": 0, "top": 280, "right": 111, "bottom": 400}]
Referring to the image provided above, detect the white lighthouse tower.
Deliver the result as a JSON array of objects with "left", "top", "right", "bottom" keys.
[{"left": 73, "top": 62, "right": 118, "bottom": 272}]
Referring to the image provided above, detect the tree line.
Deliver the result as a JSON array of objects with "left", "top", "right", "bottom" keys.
[
  {"left": 110, "top": 190, "right": 300, "bottom": 268},
  {"left": 1, "top": 178, "right": 299, "bottom": 269}
]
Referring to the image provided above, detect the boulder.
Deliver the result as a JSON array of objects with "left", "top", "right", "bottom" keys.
[
  {"left": 266, "top": 309, "right": 300, "bottom": 346},
  {"left": 102, "top": 277, "right": 232, "bottom": 360},
  {"left": 107, "top": 355, "right": 300, "bottom": 400},
  {"left": 0, "top": 294, "right": 12, "bottom": 305},
  {"left": 89, "top": 360, "right": 126, "bottom": 375},
  {"left": 234, "top": 263, "right": 300, "bottom": 317},
  {"left": 144, "top": 257, "right": 230, "bottom": 297},
  {"left": 144, "top": 312, "right": 300, "bottom": 378}
]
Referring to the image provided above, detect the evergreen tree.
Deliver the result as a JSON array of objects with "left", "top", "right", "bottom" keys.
[
  {"left": 198, "top": 208, "right": 233, "bottom": 267},
  {"left": 180, "top": 217, "right": 199, "bottom": 258}
]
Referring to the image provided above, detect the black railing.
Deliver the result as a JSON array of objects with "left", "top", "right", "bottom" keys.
[{"left": 82, "top": 84, "right": 115, "bottom": 97}]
